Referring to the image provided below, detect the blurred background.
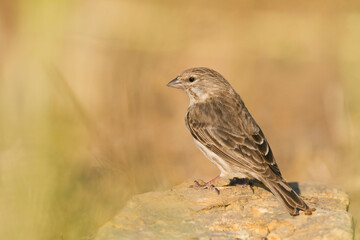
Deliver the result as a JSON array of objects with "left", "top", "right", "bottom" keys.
[{"left": 0, "top": 0, "right": 359, "bottom": 239}]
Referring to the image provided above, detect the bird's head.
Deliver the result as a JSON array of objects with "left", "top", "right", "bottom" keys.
[{"left": 167, "top": 67, "right": 234, "bottom": 103}]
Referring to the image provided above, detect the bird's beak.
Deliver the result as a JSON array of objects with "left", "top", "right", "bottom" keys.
[{"left": 167, "top": 77, "right": 183, "bottom": 89}]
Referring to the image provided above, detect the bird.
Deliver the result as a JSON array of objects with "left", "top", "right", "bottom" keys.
[{"left": 167, "top": 67, "right": 315, "bottom": 216}]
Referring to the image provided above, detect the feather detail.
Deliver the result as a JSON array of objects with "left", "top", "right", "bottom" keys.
[{"left": 173, "top": 67, "right": 313, "bottom": 215}]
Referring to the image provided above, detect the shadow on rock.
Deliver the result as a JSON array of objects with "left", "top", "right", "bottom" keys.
[{"left": 227, "top": 178, "right": 302, "bottom": 195}]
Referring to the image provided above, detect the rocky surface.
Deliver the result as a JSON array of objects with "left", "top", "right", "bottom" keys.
[{"left": 95, "top": 179, "right": 353, "bottom": 240}]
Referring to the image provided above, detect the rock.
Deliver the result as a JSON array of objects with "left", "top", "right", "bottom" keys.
[{"left": 95, "top": 179, "right": 353, "bottom": 240}]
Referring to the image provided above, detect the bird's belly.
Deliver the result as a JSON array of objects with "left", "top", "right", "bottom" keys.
[{"left": 193, "top": 139, "right": 249, "bottom": 178}]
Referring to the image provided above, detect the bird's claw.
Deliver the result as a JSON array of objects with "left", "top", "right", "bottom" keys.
[
  {"left": 190, "top": 180, "right": 220, "bottom": 195},
  {"left": 236, "top": 181, "right": 254, "bottom": 194},
  {"left": 304, "top": 207, "right": 316, "bottom": 215},
  {"left": 228, "top": 178, "right": 254, "bottom": 194},
  {"left": 240, "top": 184, "right": 254, "bottom": 194}
]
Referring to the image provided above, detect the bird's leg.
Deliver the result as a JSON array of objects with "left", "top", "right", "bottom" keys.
[
  {"left": 190, "top": 175, "right": 220, "bottom": 194},
  {"left": 229, "top": 177, "right": 254, "bottom": 193}
]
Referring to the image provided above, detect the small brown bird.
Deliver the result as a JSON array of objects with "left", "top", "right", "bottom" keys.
[{"left": 167, "top": 67, "right": 315, "bottom": 216}]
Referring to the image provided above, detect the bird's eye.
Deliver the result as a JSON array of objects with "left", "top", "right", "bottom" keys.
[{"left": 189, "top": 77, "right": 195, "bottom": 82}]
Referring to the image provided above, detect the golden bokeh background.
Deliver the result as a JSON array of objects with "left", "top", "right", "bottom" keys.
[{"left": 1, "top": 0, "right": 359, "bottom": 239}]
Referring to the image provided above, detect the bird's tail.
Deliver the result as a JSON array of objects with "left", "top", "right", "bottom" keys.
[{"left": 260, "top": 178, "right": 314, "bottom": 216}]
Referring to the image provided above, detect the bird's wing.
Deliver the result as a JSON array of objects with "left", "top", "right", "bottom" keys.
[{"left": 186, "top": 105, "right": 282, "bottom": 180}]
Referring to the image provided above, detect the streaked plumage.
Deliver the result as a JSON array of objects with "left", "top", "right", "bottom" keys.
[{"left": 167, "top": 67, "right": 315, "bottom": 216}]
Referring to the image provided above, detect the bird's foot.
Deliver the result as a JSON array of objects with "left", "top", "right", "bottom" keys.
[
  {"left": 189, "top": 175, "right": 220, "bottom": 194},
  {"left": 228, "top": 177, "right": 254, "bottom": 193},
  {"left": 304, "top": 207, "right": 316, "bottom": 215},
  {"left": 291, "top": 207, "right": 316, "bottom": 216}
]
